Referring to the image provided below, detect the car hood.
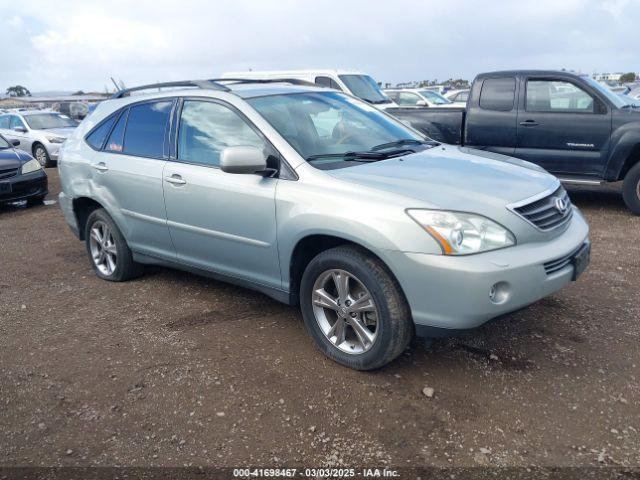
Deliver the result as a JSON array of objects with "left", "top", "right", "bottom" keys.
[
  {"left": 0, "top": 147, "right": 30, "bottom": 169},
  {"left": 328, "top": 145, "right": 559, "bottom": 214},
  {"left": 42, "top": 127, "right": 76, "bottom": 138}
]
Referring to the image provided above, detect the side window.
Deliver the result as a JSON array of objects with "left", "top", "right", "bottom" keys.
[
  {"left": 0, "top": 116, "right": 9, "bottom": 129},
  {"left": 9, "top": 116, "right": 25, "bottom": 129},
  {"left": 458, "top": 91, "right": 469, "bottom": 102},
  {"left": 105, "top": 109, "right": 128, "bottom": 153},
  {"left": 398, "top": 92, "right": 421, "bottom": 106},
  {"left": 123, "top": 100, "right": 172, "bottom": 158},
  {"left": 177, "top": 100, "right": 265, "bottom": 168},
  {"left": 526, "top": 80, "right": 595, "bottom": 113},
  {"left": 85, "top": 115, "right": 117, "bottom": 150},
  {"left": 479, "top": 78, "right": 516, "bottom": 111},
  {"left": 314, "top": 76, "right": 343, "bottom": 91}
]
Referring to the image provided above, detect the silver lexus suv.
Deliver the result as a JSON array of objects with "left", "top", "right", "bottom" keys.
[{"left": 57, "top": 79, "right": 590, "bottom": 370}]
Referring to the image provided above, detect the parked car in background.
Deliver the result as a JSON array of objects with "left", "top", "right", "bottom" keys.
[
  {"left": 222, "top": 70, "right": 398, "bottom": 108},
  {"left": 0, "top": 111, "right": 78, "bottom": 167},
  {"left": 384, "top": 88, "right": 460, "bottom": 108},
  {"left": 626, "top": 86, "right": 640, "bottom": 101},
  {"left": 387, "top": 70, "right": 640, "bottom": 214},
  {"left": 445, "top": 89, "right": 470, "bottom": 105},
  {"left": 0, "top": 133, "right": 48, "bottom": 206},
  {"left": 58, "top": 78, "right": 589, "bottom": 370}
]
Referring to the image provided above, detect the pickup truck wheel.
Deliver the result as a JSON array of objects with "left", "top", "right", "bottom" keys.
[
  {"left": 622, "top": 162, "right": 640, "bottom": 215},
  {"left": 300, "top": 245, "right": 413, "bottom": 370},
  {"left": 85, "top": 208, "right": 143, "bottom": 282}
]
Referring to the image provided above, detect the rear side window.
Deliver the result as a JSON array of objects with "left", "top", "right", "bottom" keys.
[
  {"left": 479, "top": 78, "right": 516, "bottom": 111},
  {"left": 315, "top": 76, "right": 342, "bottom": 90},
  {"left": 123, "top": 101, "right": 172, "bottom": 158},
  {"left": 105, "top": 110, "right": 128, "bottom": 153},
  {"left": 86, "top": 115, "right": 116, "bottom": 150}
]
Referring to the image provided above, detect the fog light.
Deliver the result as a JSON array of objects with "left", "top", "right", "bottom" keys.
[{"left": 489, "top": 281, "right": 510, "bottom": 304}]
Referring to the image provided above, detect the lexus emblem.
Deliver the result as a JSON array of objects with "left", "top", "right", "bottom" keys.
[{"left": 555, "top": 197, "right": 568, "bottom": 214}]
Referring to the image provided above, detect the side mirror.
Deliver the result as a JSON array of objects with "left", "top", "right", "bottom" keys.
[
  {"left": 10, "top": 139, "right": 20, "bottom": 147},
  {"left": 220, "top": 146, "right": 267, "bottom": 174},
  {"left": 416, "top": 100, "right": 428, "bottom": 107},
  {"left": 14, "top": 126, "right": 27, "bottom": 133}
]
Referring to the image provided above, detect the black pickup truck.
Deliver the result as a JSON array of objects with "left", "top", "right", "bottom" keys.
[{"left": 387, "top": 70, "right": 640, "bottom": 214}]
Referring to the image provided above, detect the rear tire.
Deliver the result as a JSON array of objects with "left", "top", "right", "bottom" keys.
[
  {"left": 622, "top": 162, "right": 640, "bottom": 215},
  {"left": 85, "top": 208, "right": 143, "bottom": 281},
  {"left": 300, "top": 245, "right": 413, "bottom": 370}
]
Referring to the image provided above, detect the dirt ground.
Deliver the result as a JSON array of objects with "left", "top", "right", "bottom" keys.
[{"left": 0, "top": 168, "right": 638, "bottom": 470}]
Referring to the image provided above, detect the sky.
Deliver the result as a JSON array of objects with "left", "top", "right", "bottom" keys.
[{"left": 0, "top": 0, "right": 638, "bottom": 93}]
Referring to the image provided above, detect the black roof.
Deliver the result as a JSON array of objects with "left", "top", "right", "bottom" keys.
[{"left": 476, "top": 70, "right": 585, "bottom": 79}]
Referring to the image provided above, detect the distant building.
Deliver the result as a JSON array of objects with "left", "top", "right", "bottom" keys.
[{"left": 592, "top": 72, "right": 625, "bottom": 82}]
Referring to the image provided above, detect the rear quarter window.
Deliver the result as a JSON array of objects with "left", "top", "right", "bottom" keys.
[
  {"left": 85, "top": 115, "right": 117, "bottom": 150},
  {"left": 479, "top": 78, "right": 516, "bottom": 111}
]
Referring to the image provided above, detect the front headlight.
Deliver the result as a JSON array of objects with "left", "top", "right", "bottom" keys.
[
  {"left": 45, "top": 135, "right": 65, "bottom": 144},
  {"left": 407, "top": 209, "right": 516, "bottom": 255},
  {"left": 21, "top": 159, "right": 43, "bottom": 175}
]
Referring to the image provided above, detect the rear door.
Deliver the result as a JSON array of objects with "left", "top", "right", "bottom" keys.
[
  {"left": 514, "top": 77, "right": 612, "bottom": 176},
  {"left": 92, "top": 99, "right": 175, "bottom": 259},
  {"left": 162, "top": 98, "right": 281, "bottom": 290},
  {"left": 464, "top": 77, "right": 518, "bottom": 156}
]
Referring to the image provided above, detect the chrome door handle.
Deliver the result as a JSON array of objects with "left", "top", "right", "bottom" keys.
[
  {"left": 164, "top": 174, "right": 186, "bottom": 185},
  {"left": 93, "top": 162, "right": 108, "bottom": 171}
]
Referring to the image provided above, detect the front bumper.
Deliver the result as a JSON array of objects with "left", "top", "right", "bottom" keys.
[
  {"left": 0, "top": 170, "right": 48, "bottom": 204},
  {"left": 383, "top": 208, "right": 590, "bottom": 332}
]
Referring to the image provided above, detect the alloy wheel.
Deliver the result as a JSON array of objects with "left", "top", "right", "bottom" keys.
[
  {"left": 311, "top": 269, "right": 379, "bottom": 354},
  {"left": 35, "top": 147, "right": 47, "bottom": 166},
  {"left": 89, "top": 221, "right": 117, "bottom": 276}
]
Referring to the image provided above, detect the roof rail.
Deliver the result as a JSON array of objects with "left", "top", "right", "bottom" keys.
[
  {"left": 211, "top": 78, "right": 320, "bottom": 88},
  {"left": 111, "top": 80, "right": 231, "bottom": 99}
]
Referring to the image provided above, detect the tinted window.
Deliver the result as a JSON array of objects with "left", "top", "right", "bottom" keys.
[
  {"left": 178, "top": 100, "right": 264, "bottom": 167},
  {"left": 526, "top": 80, "right": 594, "bottom": 113},
  {"left": 0, "top": 116, "right": 9, "bottom": 129},
  {"left": 105, "top": 109, "right": 128, "bottom": 153},
  {"left": 123, "top": 101, "right": 172, "bottom": 158},
  {"left": 398, "top": 92, "right": 421, "bottom": 106},
  {"left": 479, "top": 78, "right": 516, "bottom": 111},
  {"left": 86, "top": 115, "right": 116, "bottom": 150},
  {"left": 10, "top": 116, "right": 26, "bottom": 129},
  {"left": 315, "top": 76, "right": 333, "bottom": 88}
]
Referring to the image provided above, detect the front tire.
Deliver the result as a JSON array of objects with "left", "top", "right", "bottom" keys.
[
  {"left": 33, "top": 143, "right": 52, "bottom": 168},
  {"left": 300, "top": 245, "right": 413, "bottom": 370},
  {"left": 622, "top": 162, "right": 640, "bottom": 215},
  {"left": 85, "top": 208, "right": 143, "bottom": 281}
]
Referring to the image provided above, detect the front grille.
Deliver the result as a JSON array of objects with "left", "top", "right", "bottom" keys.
[
  {"left": 512, "top": 187, "right": 573, "bottom": 231},
  {"left": 0, "top": 168, "right": 18, "bottom": 180},
  {"left": 544, "top": 245, "right": 583, "bottom": 275}
]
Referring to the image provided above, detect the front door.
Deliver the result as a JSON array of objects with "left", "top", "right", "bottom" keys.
[
  {"left": 163, "top": 99, "right": 281, "bottom": 290},
  {"left": 515, "top": 78, "right": 612, "bottom": 176}
]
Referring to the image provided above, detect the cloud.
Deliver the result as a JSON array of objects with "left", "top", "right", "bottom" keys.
[{"left": 0, "top": 0, "right": 637, "bottom": 92}]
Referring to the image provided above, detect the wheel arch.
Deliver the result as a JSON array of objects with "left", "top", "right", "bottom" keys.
[
  {"left": 604, "top": 128, "right": 640, "bottom": 181},
  {"left": 287, "top": 233, "right": 403, "bottom": 306}
]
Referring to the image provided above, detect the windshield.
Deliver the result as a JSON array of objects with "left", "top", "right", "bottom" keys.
[
  {"left": 583, "top": 78, "right": 631, "bottom": 108},
  {"left": 24, "top": 113, "right": 78, "bottom": 130},
  {"left": 419, "top": 90, "right": 452, "bottom": 105},
  {"left": 248, "top": 91, "right": 425, "bottom": 166},
  {"left": 338, "top": 74, "right": 391, "bottom": 104}
]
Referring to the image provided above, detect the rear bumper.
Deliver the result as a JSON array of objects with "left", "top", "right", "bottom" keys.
[
  {"left": 0, "top": 170, "right": 48, "bottom": 204},
  {"left": 59, "top": 191, "right": 80, "bottom": 237},
  {"left": 383, "top": 208, "right": 590, "bottom": 332}
]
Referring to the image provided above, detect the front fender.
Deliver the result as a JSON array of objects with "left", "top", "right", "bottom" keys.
[{"left": 604, "top": 123, "right": 640, "bottom": 181}]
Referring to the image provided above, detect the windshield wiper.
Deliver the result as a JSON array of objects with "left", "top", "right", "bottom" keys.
[
  {"left": 306, "top": 149, "right": 415, "bottom": 163},
  {"left": 370, "top": 139, "right": 437, "bottom": 151}
]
